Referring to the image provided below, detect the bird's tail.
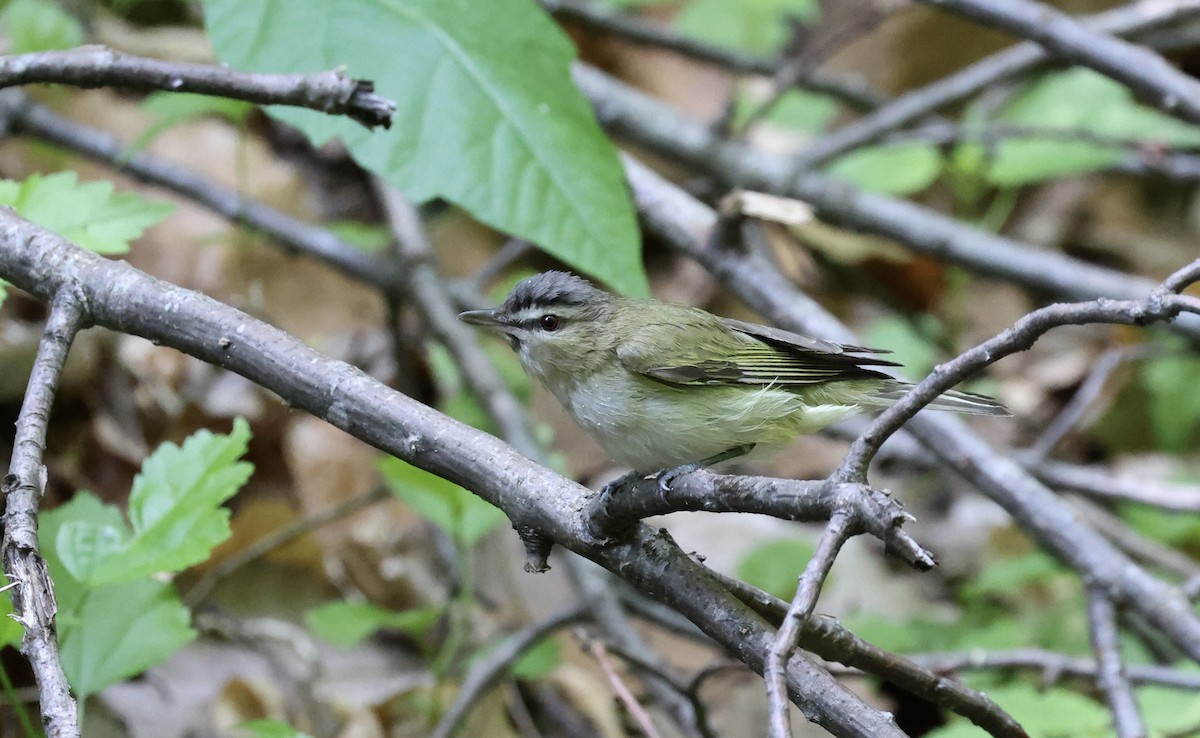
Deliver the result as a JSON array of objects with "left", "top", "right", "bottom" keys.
[{"left": 867, "top": 380, "right": 1010, "bottom": 416}]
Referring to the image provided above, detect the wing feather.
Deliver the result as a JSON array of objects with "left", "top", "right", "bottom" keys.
[{"left": 618, "top": 312, "right": 900, "bottom": 388}]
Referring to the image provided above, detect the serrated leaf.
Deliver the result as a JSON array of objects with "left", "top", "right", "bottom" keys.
[
  {"left": 1, "top": 0, "right": 85, "bottom": 54},
  {"left": 202, "top": 0, "right": 647, "bottom": 296},
  {"left": 676, "top": 0, "right": 817, "bottom": 54},
  {"left": 58, "top": 579, "right": 195, "bottom": 700},
  {"left": 91, "top": 419, "right": 253, "bottom": 583},
  {"left": 305, "top": 601, "right": 440, "bottom": 648},
  {"left": 128, "top": 92, "right": 255, "bottom": 155},
  {"left": 0, "top": 171, "right": 173, "bottom": 255},
  {"left": 736, "top": 538, "right": 815, "bottom": 600},
  {"left": 379, "top": 456, "right": 508, "bottom": 545},
  {"left": 825, "top": 142, "right": 942, "bottom": 195}
]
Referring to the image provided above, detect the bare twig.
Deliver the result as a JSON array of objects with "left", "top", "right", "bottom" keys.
[
  {"left": 1031, "top": 460, "right": 1200, "bottom": 513},
  {"left": 712, "top": 571, "right": 1029, "bottom": 738},
  {"left": 1071, "top": 497, "right": 1200, "bottom": 584},
  {"left": 0, "top": 46, "right": 395, "bottom": 129},
  {"left": 918, "top": 0, "right": 1200, "bottom": 126},
  {"left": 2, "top": 290, "right": 86, "bottom": 738},
  {"left": 790, "top": 0, "right": 1200, "bottom": 169},
  {"left": 540, "top": 0, "right": 885, "bottom": 111},
  {"left": 765, "top": 513, "right": 853, "bottom": 738},
  {"left": 1087, "top": 591, "right": 1147, "bottom": 738},
  {"left": 429, "top": 606, "right": 589, "bottom": 738},
  {"left": 588, "top": 471, "right": 933, "bottom": 570},
  {"left": 183, "top": 484, "right": 392, "bottom": 608},
  {"left": 1026, "top": 347, "right": 1137, "bottom": 460},
  {"left": 577, "top": 629, "right": 666, "bottom": 738},
  {"left": 905, "top": 647, "right": 1200, "bottom": 690}
]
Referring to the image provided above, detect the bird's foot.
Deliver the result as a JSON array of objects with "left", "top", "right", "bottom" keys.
[
  {"left": 655, "top": 462, "right": 699, "bottom": 494},
  {"left": 600, "top": 468, "right": 646, "bottom": 498}
]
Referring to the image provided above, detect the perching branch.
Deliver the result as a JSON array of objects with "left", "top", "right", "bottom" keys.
[
  {"left": 0, "top": 46, "right": 395, "bottom": 129},
  {"left": 0, "top": 210, "right": 908, "bottom": 738},
  {"left": 2, "top": 290, "right": 87, "bottom": 738}
]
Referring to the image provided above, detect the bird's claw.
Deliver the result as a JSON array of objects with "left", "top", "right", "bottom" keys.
[{"left": 655, "top": 462, "right": 699, "bottom": 494}]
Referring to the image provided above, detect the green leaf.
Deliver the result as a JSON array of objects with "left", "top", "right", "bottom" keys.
[
  {"left": 41, "top": 492, "right": 124, "bottom": 611},
  {"left": 127, "top": 91, "right": 255, "bottom": 155},
  {"left": 734, "top": 87, "right": 839, "bottom": 134},
  {"left": 825, "top": 142, "right": 942, "bottom": 195},
  {"left": 930, "top": 684, "right": 1110, "bottom": 738},
  {"left": 676, "top": 0, "right": 817, "bottom": 54},
  {"left": 985, "top": 68, "right": 1200, "bottom": 186},
  {"left": 202, "top": 0, "right": 647, "bottom": 296},
  {"left": 379, "top": 456, "right": 508, "bottom": 545},
  {"left": 326, "top": 220, "right": 391, "bottom": 252},
  {"left": 238, "top": 720, "right": 315, "bottom": 738},
  {"left": 1, "top": 0, "right": 85, "bottom": 53},
  {"left": 861, "top": 315, "right": 941, "bottom": 381},
  {"left": 510, "top": 636, "right": 561, "bottom": 680},
  {"left": 959, "top": 551, "right": 1063, "bottom": 602},
  {"left": 305, "top": 601, "right": 440, "bottom": 648},
  {"left": 0, "top": 574, "right": 24, "bottom": 649},
  {"left": 1141, "top": 354, "right": 1200, "bottom": 453},
  {"left": 0, "top": 171, "right": 174, "bottom": 254},
  {"left": 1140, "top": 675, "right": 1200, "bottom": 735},
  {"left": 58, "top": 579, "right": 195, "bottom": 700},
  {"left": 92, "top": 419, "right": 253, "bottom": 583},
  {"left": 735, "top": 538, "right": 815, "bottom": 600}
]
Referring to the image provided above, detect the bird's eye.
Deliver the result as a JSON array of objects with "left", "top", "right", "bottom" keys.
[{"left": 539, "top": 314, "right": 561, "bottom": 331}]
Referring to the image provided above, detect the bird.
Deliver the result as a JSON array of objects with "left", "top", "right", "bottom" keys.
[{"left": 459, "top": 271, "right": 1007, "bottom": 484}]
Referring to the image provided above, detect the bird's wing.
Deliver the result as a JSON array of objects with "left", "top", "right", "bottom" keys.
[{"left": 618, "top": 315, "right": 900, "bottom": 388}]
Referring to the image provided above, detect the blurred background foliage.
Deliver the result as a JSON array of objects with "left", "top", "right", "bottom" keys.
[{"left": 0, "top": 0, "right": 1197, "bottom": 736}]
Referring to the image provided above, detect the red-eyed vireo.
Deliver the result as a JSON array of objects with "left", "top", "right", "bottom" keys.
[{"left": 459, "top": 271, "right": 1006, "bottom": 484}]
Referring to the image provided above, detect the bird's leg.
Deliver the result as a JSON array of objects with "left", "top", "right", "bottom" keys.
[{"left": 655, "top": 444, "right": 756, "bottom": 493}]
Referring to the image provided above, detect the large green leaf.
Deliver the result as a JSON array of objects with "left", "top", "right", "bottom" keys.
[
  {"left": 1, "top": 0, "right": 85, "bottom": 54},
  {"left": 202, "top": 0, "right": 647, "bottom": 295}
]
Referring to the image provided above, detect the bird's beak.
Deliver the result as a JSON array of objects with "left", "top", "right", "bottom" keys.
[{"left": 458, "top": 309, "right": 507, "bottom": 329}]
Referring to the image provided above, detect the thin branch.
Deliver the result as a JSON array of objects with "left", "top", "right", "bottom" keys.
[
  {"left": 0, "top": 92, "right": 403, "bottom": 294},
  {"left": 1031, "top": 460, "right": 1200, "bottom": 513},
  {"left": 183, "top": 483, "right": 392, "bottom": 608},
  {"left": 905, "top": 647, "right": 1200, "bottom": 690},
  {"left": 0, "top": 46, "right": 394, "bottom": 129},
  {"left": 766, "top": 513, "right": 853, "bottom": 738},
  {"left": 919, "top": 0, "right": 1200, "bottom": 126},
  {"left": 428, "top": 606, "right": 589, "bottom": 738},
  {"left": 790, "top": 0, "right": 1200, "bottom": 169},
  {"left": 712, "top": 571, "right": 1029, "bottom": 738},
  {"left": 2, "top": 290, "right": 86, "bottom": 738},
  {"left": 1026, "top": 347, "right": 1137, "bottom": 460},
  {"left": 834, "top": 259, "right": 1200, "bottom": 483},
  {"left": 587, "top": 471, "right": 933, "bottom": 570},
  {"left": 540, "top": 0, "right": 885, "bottom": 111},
  {"left": 1087, "top": 590, "right": 1147, "bottom": 738},
  {"left": 0, "top": 211, "right": 907, "bottom": 737},
  {"left": 575, "top": 63, "right": 1200, "bottom": 341},
  {"left": 577, "top": 629, "right": 666, "bottom": 738},
  {"left": 1071, "top": 497, "right": 1200, "bottom": 584}
]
